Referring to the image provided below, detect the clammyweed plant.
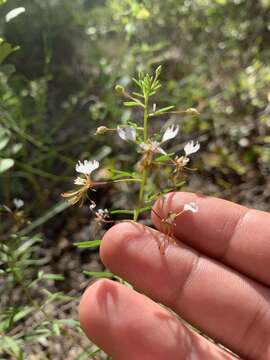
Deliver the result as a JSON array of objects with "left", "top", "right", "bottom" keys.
[
  {"left": 61, "top": 66, "right": 200, "bottom": 358},
  {"left": 63, "top": 66, "right": 200, "bottom": 250}
]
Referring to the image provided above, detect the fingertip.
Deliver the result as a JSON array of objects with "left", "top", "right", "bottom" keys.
[
  {"left": 100, "top": 221, "right": 145, "bottom": 268},
  {"left": 79, "top": 279, "right": 119, "bottom": 342}
]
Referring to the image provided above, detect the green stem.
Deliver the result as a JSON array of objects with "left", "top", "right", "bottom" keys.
[
  {"left": 143, "top": 97, "right": 149, "bottom": 142},
  {"left": 134, "top": 96, "right": 149, "bottom": 221}
]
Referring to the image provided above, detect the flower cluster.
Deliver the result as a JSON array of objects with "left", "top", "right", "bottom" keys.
[{"left": 116, "top": 124, "right": 200, "bottom": 173}]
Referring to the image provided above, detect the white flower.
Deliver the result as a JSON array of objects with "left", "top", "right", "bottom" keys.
[
  {"left": 117, "top": 126, "right": 137, "bottom": 142},
  {"left": 13, "top": 198, "right": 24, "bottom": 209},
  {"left": 183, "top": 202, "right": 199, "bottom": 213},
  {"left": 74, "top": 176, "right": 86, "bottom": 186},
  {"left": 184, "top": 140, "right": 200, "bottom": 156},
  {"left": 162, "top": 124, "right": 179, "bottom": 143},
  {"left": 96, "top": 208, "right": 109, "bottom": 217},
  {"left": 139, "top": 140, "right": 167, "bottom": 155},
  {"left": 75, "top": 160, "right": 99, "bottom": 175}
]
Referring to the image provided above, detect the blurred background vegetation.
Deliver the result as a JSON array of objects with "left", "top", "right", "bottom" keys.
[{"left": 0, "top": 0, "right": 270, "bottom": 358}]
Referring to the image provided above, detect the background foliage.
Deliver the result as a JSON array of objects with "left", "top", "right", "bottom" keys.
[{"left": 0, "top": 0, "right": 270, "bottom": 358}]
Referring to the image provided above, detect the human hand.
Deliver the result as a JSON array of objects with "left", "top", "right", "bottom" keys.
[{"left": 79, "top": 192, "right": 270, "bottom": 359}]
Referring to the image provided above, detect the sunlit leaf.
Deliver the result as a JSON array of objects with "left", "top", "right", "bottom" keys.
[
  {"left": 0, "top": 158, "right": 14, "bottom": 173},
  {"left": 5, "top": 7, "right": 25, "bottom": 23}
]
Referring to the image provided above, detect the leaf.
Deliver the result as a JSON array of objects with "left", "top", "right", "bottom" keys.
[
  {"left": 43, "top": 273, "right": 65, "bottom": 281},
  {"left": 108, "top": 168, "right": 136, "bottom": 180},
  {"left": 110, "top": 209, "right": 134, "bottom": 214},
  {"left": 0, "top": 336, "right": 22, "bottom": 358},
  {"left": 123, "top": 101, "right": 142, "bottom": 107},
  {"left": 56, "top": 318, "right": 80, "bottom": 328},
  {"left": 74, "top": 240, "right": 101, "bottom": 248},
  {"left": 155, "top": 153, "right": 174, "bottom": 162},
  {"left": 132, "top": 91, "right": 144, "bottom": 98},
  {"left": 154, "top": 105, "right": 175, "bottom": 115},
  {"left": 52, "top": 323, "right": 61, "bottom": 336},
  {"left": 0, "top": 158, "right": 14, "bottom": 173},
  {"left": 5, "top": 7, "right": 26, "bottom": 23},
  {"left": 11, "top": 143, "right": 23, "bottom": 154},
  {"left": 84, "top": 271, "right": 121, "bottom": 281},
  {"left": 77, "top": 347, "right": 101, "bottom": 360},
  {"left": 0, "top": 63, "right": 16, "bottom": 76},
  {"left": 0, "top": 42, "right": 18, "bottom": 64},
  {"left": 0, "top": 136, "right": 9, "bottom": 151}
]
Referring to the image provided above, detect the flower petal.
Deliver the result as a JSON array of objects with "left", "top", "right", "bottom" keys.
[
  {"left": 156, "top": 146, "right": 167, "bottom": 155},
  {"left": 184, "top": 140, "right": 200, "bottom": 156},
  {"left": 117, "top": 126, "right": 137, "bottom": 142},
  {"left": 75, "top": 160, "right": 99, "bottom": 175},
  {"left": 162, "top": 124, "right": 179, "bottom": 143},
  {"left": 13, "top": 198, "right": 24, "bottom": 209}
]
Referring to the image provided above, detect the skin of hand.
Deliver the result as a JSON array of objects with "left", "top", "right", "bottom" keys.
[{"left": 79, "top": 192, "right": 270, "bottom": 360}]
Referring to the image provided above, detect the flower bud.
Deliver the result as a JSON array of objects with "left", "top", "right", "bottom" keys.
[
  {"left": 155, "top": 65, "right": 162, "bottom": 77},
  {"left": 185, "top": 108, "right": 200, "bottom": 116},
  {"left": 115, "top": 85, "right": 125, "bottom": 94},
  {"left": 95, "top": 126, "right": 109, "bottom": 135}
]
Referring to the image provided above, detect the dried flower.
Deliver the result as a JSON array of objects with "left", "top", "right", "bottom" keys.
[
  {"left": 95, "top": 126, "right": 109, "bottom": 135},
  {"left": 185, "top": 108, "right": 200, "bottom": 116}
]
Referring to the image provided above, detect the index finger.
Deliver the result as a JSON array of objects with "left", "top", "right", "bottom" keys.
[{"left": 152, "top": 191, "right": 270, "bottom": 286}]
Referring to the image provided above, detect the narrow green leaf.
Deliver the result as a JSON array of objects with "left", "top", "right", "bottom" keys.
[
  {"left": 123, "top": 101, "right": 141, "bottom": 107},
  {"left": 74, "top": 240, "right": 101, "bottom": 248},
  {"left": 43, "top": 273, "right": 65, "bottom": 281},
  {"left": 108, "top": 168, "right": 137, "bottom": 180},
  {"left": 84, "top": 271, "right": 121, "bottom": 281},
  {"left": 154, "top": 105, "right": 175, "bottom": 114},
  {"left": 132, "top": 92, "right": 144, "bottom": 98}
]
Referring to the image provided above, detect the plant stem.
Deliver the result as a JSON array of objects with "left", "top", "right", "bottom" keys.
[
  {"left": 143, "top": 96, "right": 149, "bottom": 142},
  {"left": 134, "top": 96, "right": 149, "bottom": 221}
]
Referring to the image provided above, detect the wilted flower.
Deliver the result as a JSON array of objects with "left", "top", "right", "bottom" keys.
[
  {"left": 95, "top": 126, "right": 109, "bottom": 135},
  {"left": 62, "top": 160, "right": 99, "bottom": 206},
  {"left": 117, "top": 126, "right": 137, "bottom": 142},
  {"left": 185, "top": 108, "right": 200, "bottom": 116}
]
